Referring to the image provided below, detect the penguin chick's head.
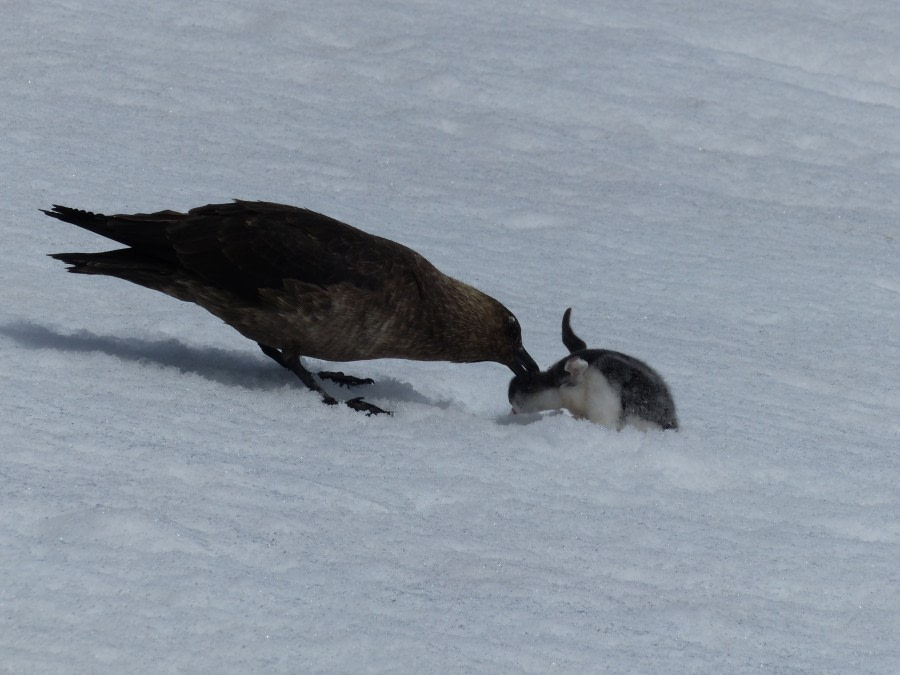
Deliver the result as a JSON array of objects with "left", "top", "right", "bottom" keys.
[{"left": 508, "top": 355, "right": 587, "bottom": 413}]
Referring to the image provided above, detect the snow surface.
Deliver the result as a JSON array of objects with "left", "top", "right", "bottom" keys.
[{"left": 2, "top": 0, "right": 899, "bottom": 672}]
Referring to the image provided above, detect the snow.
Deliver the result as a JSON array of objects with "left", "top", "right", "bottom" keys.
[{"left": 2, "top": 0, "right": 898, "bottom": 671}]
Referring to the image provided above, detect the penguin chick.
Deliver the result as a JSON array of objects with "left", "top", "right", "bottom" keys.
[{"left": 508, "top": 308, "right": 677, "bottom": 430}]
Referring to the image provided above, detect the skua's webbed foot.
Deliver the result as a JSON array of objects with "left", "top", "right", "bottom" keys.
[
  {"left": 259, "top": 344, "right": 388, "bottom": 414},
  {"left": 345, "top": 397, "right": 392, "bottom": 416},
  {"left": 317, "top": 371, "right": 375, "bottom": 388},
  {"left": 258, "top": 343, "right": 338, "bottom": 405}
]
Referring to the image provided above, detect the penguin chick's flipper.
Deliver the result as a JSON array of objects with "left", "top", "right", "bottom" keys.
[{"left": 562, "top": 308, "right": 588, "bottom": 352}]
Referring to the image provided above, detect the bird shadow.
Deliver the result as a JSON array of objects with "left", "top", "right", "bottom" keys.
[{"left": 0, "top": 321, "right": 436, "bottom": 405}]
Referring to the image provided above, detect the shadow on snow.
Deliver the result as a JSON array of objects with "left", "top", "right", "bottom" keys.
[{"left": 0, "top": 321, "right": 435, "bottom": 406}]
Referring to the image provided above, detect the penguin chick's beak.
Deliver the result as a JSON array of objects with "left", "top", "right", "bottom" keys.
[{"left": 512, "top": 347, "right": 539, "bottom": 377}]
